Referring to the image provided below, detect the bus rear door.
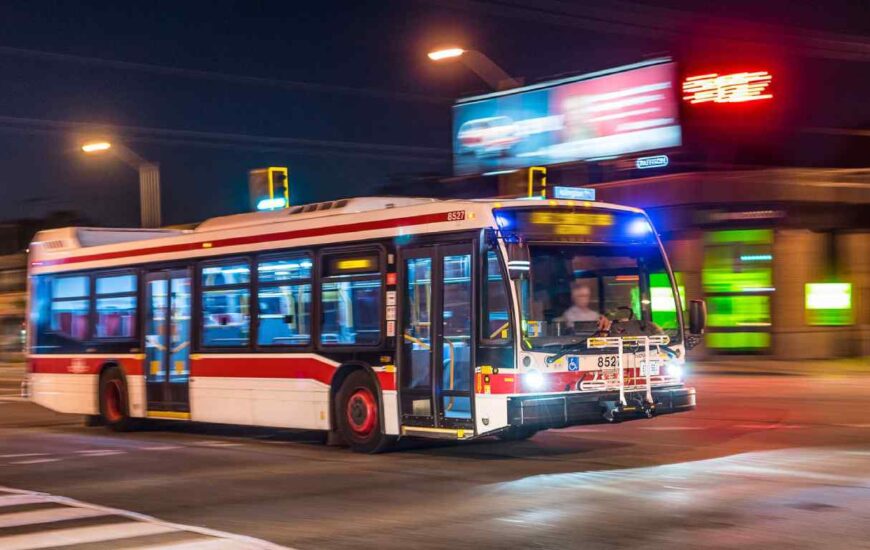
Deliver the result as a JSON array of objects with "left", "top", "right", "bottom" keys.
[{"left": 144, "top": 268, "right": 192, "bottom": 419}]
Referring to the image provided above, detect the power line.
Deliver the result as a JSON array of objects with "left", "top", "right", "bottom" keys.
[
  {"left": 428, "top": 0, "right": 870, "bottom": 62},
  {"left": 0, "top": 115, "right": 450, "bottom": 164},
  {"left": 0, "top": 45, "right": 450, "bottom": 105}
]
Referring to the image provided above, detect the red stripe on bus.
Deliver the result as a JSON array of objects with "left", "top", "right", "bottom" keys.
[
  {"left": 191, "top": 356, "right": 396, "bottom": 390},
  {"left": 29, "top": 356, "right": 144, "bottom": 376},
  {"left": 28, "top": 355, "right": 397, "bottom": 391},
  {"left": 34, "top": 211, "right": 461, "bottom": 268}
]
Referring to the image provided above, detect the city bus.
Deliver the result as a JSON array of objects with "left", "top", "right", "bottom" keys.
[{"left": 24, "top": 196, "right": 702, "bottom": 452}]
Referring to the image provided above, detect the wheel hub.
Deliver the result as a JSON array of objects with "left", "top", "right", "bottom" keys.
[{"left": 346, "top": 389, "right": 377, "bottom": 436}]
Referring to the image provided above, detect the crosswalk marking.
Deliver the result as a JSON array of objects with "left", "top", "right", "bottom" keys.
[
  {"left": 139, "top": 539, "right": 259, "bottom": 550},
  {"left": 0, "top": 506, "right": 108, "bottom": 528},
  {"left": 0, "top": 485, "right": 291, "bottom": 549},
  {"left": 0, "top": 521, "right": 177, "bottom": 550},
  {"left": 0, "top": 495, "right": 46, "bottom": 508}
]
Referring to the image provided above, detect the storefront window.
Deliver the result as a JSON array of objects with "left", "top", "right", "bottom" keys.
[{"left": 703, "top": 229, "right": 773, "bottom": 351}]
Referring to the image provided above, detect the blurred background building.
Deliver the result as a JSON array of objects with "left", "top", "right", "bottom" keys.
[
  {"left": 0, "top": 212, "right": 90, "bottom": 358},
  {"left": 385, "top": 56, "right": 870, "bottom": 360}
]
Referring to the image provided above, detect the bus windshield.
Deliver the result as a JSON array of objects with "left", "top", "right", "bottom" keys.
[{"left": 512, "top": 242, "right": 683, "bottom": 352}]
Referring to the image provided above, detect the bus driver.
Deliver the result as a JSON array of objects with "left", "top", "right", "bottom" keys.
[{"left": 560, "top": 280, "right": 611, "bottom": 332}]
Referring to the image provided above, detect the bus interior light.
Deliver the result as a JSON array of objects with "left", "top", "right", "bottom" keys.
[{"left": 336, "top": 258, "right": 374, "bottom": 271}]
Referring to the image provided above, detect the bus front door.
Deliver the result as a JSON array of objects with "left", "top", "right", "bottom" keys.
[
  {"left": 399, "top": 244, "right": 475, "bottom": 433},
  {"left": 144, "top": 268, "right": 192, "bottom": 418}
]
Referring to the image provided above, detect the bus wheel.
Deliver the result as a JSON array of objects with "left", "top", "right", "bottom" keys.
[
  {"left": 496, "top": 427, "right": 538, "bottom": 441},
  {"left": 336, "top": 370, "right": 392, "bottom": 453},
  {"left": 99, "top": 367, "right": 133, "bottom": 432}
]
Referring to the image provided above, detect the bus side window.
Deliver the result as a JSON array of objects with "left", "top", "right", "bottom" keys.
[
  {"left": 201, "top": 260, "right": 251, "bottom": 348},
  {"left": 94, "top": 273, "right": 137, "bottom": 339},
  {"left": 320, "top": 251, "right": 382, "bottom": 346},
  {"left": 482, "top": 249, "right": 512, "bottom": 344},
  {"left": 257, "top": 254, "right": 313, "bottom": 346},
  {"left": 48, "top": 275, "right": 91, "bottom": 349}
]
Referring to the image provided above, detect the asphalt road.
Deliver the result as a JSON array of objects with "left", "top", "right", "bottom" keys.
[{"left": 2, "top": 363, "right": 870, "bottom": 549}]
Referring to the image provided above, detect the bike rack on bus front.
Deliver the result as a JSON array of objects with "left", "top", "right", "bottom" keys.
[{"left": 585, "top": 334, "right": 670, "bottom": 415}]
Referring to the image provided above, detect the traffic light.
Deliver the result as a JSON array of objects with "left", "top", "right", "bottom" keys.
[{"left": 249, "top": 167, "right": 289, "bottom": 211}]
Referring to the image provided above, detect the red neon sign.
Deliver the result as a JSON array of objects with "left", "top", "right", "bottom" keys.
[{"left": 682, "top": 71, "right": 773, "bottom": 104}]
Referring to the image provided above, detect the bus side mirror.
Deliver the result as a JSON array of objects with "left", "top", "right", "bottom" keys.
[
  {"left": 689, "top": 299, "right": 707, "bottom": 334},
  {"left": 686, "top": 299, "right": 706, "bottom": 350},
  {"left": 506, "top": 241, "right": 529, "bottom": 280}
]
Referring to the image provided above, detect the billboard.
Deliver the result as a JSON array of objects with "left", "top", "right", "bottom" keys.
[{"left": 453, "top": 59, "right": 681, "bottom": 176}]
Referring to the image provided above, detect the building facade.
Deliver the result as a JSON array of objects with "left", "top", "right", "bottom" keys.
[{"left": 593, "top": 168, "right": 870, "bottom": 359}]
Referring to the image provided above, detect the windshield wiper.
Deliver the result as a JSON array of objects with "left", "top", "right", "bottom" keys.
[{"left": 544, "top": 333, "right": 597, "bottom": 364}]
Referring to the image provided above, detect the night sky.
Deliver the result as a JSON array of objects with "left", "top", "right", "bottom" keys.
[{"left": 0, "top": 0, "right": 866, "bottom": 227}]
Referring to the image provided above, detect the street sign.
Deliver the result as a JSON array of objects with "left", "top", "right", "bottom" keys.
[
  {"left": 553, "top": 186, "right": 596, "bottom": 201},
  {"left": 636, "top": 155, "right": 669, "bottom": 169}
]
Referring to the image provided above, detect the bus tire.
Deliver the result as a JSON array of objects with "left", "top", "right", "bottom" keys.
[
  {"left": 496, "top": 427, "right": 538, "bottom": 441},
  {"left": 335, "top": 370, "right": 393, "bottom": 453},
  {"left": 84, "top": 414, "right": 103, "bottom": 427},
  {"left": 99, "top": 367, "right": 134, "bottom": 432}
]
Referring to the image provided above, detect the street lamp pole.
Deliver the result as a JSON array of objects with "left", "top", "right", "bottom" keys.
[
  {"left": 81, "top": 141, "right": 162, "bottom": 228},
  {"left": 428, "top": 47, "right": 522, "bottom": 90}
]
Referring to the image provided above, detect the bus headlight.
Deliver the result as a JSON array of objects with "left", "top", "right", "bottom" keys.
[
  {"left": 666, "top": 362, "right": 684, "bottom": 379},
  {"left": 524, "top": 369, "right": 545, "bottom": 391}
]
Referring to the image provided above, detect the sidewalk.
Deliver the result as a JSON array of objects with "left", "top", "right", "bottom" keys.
[
  {"left": 0, "top": 361, "right": 24, "bottom": 376},
  {"left": 692, "top": 356, "right": 870, "bottom": 376}
]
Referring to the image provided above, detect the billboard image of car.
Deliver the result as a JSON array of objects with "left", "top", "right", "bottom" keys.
[{"left": 453, "top": 59, "right": 681, "bottom": 176}]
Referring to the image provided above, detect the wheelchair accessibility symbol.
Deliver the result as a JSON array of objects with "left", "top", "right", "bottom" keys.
[{"left": 567, "top": 356, "right": 580, "bottom": 371}]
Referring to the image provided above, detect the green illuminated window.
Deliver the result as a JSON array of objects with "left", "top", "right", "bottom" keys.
[
  {"left": 703, "top": 229, "right": 773, "bottom": 351},
  {"left": 707, "top": 295, "right": 770, "bottom": 328},
  {"left": 706, "top": 332, "right": 771, "bottom": 349},
  {"left": 805, "top": 283, "right": 853, "bottom": 326}
]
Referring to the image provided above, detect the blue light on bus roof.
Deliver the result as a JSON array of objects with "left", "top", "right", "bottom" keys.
[
  {"left": 495, "top": 214, "right": 512, "bottom": 229},
  {"left": 627, "top": 217, "right": 652, "bottom": 237},
  {"left": 553, "top": 186, "right": 596, "bottom": 201}
]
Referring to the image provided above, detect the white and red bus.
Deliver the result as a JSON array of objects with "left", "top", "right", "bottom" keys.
[{"left": 25, "top": 196, "right": 701, "bottom": 452}]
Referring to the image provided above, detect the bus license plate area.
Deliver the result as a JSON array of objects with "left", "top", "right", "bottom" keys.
[{"left": 638, "top": 360, "right": 661, "bottom": 376}]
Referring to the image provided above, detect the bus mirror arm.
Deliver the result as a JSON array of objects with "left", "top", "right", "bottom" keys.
[{"left": 686, "top": 299, "right": 707, "bottom": 350}]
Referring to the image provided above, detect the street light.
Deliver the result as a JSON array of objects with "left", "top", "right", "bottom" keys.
[
  {"left": 81, "top": 140, "right": 162, "bottom": 228},
  {"left": 427, "top": 47, "right": 465, "bottom": 61},
  {"left": 81, "top": 141, "right": 112, "bottom": 153},
  {"left": 427, "top": 46, "right": 522, "bottom": 90}
]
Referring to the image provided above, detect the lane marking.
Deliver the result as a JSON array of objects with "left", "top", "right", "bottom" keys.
[
  {"left": 194, "top": 441, "right": 244, "bottom": 447},
  {"left": 75, "top": 450, "right": 127, "bottom": 457},
  {"left": 0, "top": 453, "right": 48, "bottom": 458},
  {"left": 0, "top": 506, "right": 108, "bottom": 528},
  {"left": 733, "top": 423, "right": 804, "bottom": 430},
  {"left": 638, "top": 426, "right": 706, "bottom": 431},
  {"left": 8, "top": 458, "right": 62, "bottom": 465},
  {"left": 142, "top": 445, "right": 182, "bottom": 451}
]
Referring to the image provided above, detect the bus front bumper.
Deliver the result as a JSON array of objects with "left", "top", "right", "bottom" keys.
[{"left": 507, "top": 386, "right": 695, "bottom": 429}]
